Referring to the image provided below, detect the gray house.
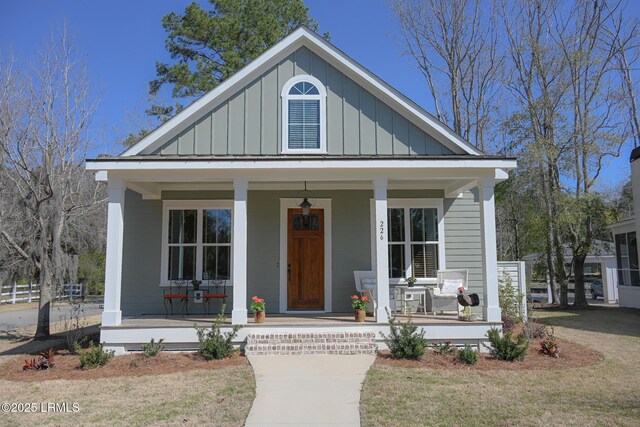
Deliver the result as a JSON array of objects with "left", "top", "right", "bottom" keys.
[{"left": 87, "top": 27, "right": 516, "bottom": 353}]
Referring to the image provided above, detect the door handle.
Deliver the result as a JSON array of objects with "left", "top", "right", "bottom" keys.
[{"left": 288, "top": 264, "right": 291, "bottom": 280}]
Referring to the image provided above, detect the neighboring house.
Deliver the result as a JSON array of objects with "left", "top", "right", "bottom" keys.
[
  {"left": 609, "top": 147, "right": 640, "bottom": 309},
  {"left": 522, "top": 240, "right": 619, "bottom": 304},
  {"left": 86, "top": 27, "right": 517, "bottom": 353}
]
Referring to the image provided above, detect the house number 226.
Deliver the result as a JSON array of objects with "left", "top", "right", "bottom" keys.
[{"left": 379, "top": 221, "right": 385, "bottom": 240}]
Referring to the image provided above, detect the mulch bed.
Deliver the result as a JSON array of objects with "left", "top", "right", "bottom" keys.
[
  {"left": 376, "top": 336, "right": 604, "bottom": 371},
  {"left": 0, "top": 351, "right": 248, "bottom": 382}
]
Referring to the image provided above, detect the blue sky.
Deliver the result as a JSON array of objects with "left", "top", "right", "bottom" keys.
[{"left": 0, "top": 0, "right": 634, "bottom": 190}]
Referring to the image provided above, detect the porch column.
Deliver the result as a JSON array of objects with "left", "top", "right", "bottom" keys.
[
  {"left": 479, "top": 175, "right": 501, "bottom": 322},
  {"left": 374, "top": 177, "right": 390, "bottom": 322},
  {"left": 232, "top": 178, "right": 248, "bottom": 325},
  {"left": 102, "top": 177, "right": 125, "bottom": 326}
]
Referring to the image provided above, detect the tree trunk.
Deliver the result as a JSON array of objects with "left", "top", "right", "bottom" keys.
[{"left": 572, "top": 253, "right": 590, "bottom": 308}]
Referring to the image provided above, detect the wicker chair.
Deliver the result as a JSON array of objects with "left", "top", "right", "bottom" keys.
[
  {"left": 353, "top": 271, "right": 377, "bottom": 315},
  {"left": 426, "top": 270, "right": 468, "bottom": 315}
]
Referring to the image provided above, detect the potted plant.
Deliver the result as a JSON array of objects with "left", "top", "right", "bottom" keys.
[
  {"left": 351, "top": 295, "right": 368, "bottom": 322},
  {"left": 251, "top": 296, "right": 266, "bottom": 323},
  {"left": 191, "top": 279, "right": 202, "bottom": 291},
  {"left": 404, "top": 276, "right": 417, "bottom": 287}
]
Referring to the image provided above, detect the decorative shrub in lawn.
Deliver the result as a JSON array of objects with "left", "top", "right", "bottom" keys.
[
  {"left": 431, "top": 340, "right": 455, "bottom": 355},
  {"left": 525, "top": 321, "right": 548, "bottom": 339},
  {"left": 75, "top": 342, "right": 115, "bottom": 369},
  {"left": 484, "top": 327, "right": 529, "bottom": 361},
  {"left": 457, "top": 345, "right": 479, "bottom": 365},
  {"left": 539, "top": 327, "right": 560, "bottom": 358},
  {"left": 498, "top": 271, "right": 523, "bottom": 320},
  {"left": 380, "top": 308, "right": 426, "bottom": 360},
  {"left": 141, "top": 338, "right": 165, "bottom": 357},
  {"left": 195, "top": 305, "right": 242, "bottom": 360},
  {"left": 23, "top": 349, "right": 55, "bottom": 370}
]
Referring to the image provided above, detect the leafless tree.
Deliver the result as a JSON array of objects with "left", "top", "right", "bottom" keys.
[
  {"left": 392, "top": 0, "right": 504, "bottom": 151},
  {"left": 0, "top": 29, "right": 104, "bottom": 339}
]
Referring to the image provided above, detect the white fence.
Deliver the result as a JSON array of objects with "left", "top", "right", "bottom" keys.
[
  {"left": 0, "top": 282, "right": 84, "bottom": 304},
  {"left": 497, "top": 261, "right": 528, "bottom": 320}
]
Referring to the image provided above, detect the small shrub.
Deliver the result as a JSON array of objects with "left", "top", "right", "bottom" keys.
[
  {"left": 431, "top": 340, "right": 455, "bottom": 355},
  {"left": 498, "top": 272, "right": 523, "bottom": 320},
  {"left": 539, "top": 327, "right": 560, "bottom": 358},
  {"left": 484, "top": 327, "right": 529, "bottom": 361},
  {"left": 457, "top": 345, "right": 479, "bottom": 365},
  {"left": 23, "top": 349, "right": 55, "bottom": 370},
  {"left": 525, "top": 321, "right": 548, "bottom": 339},
  {"left": 380, "top": 308, "right": 426, "bottom": 360},
  {"left": 501, "top": 314, "right": 519, "bottom": 333},
  {"left": 75, "top": 341, "right": 115, "bottom": 369},
  {"left": 195, "top": 304, "right": 242, "bottom": 360},
  {"left": 141, "top": 338, "right": 165, "bottom": 357}
]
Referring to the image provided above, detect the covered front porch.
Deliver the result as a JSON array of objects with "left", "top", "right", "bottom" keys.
[
  {"left": 88, "top": 156, "right": 515, "bottom": 351},
  {"left": 102, "top": 312, "right": 498, "bottom": 353}
]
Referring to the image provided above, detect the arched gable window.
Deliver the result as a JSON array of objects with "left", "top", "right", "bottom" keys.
[{"left": 281, "top": 75, "right": 326, "bottom": 153}]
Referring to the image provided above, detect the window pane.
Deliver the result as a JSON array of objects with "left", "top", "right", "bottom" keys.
[
  {"left": 168, "top": 210, "right": 196, "bottom": 244},
  {"left": 389, "top": 244, "right": 405, "bottom": 278},
  {"left": 203, "top": 209, "right": 231, "bottom": 244},
  {"left": 411, "top": 244, "right": 438, "bottom": 278},
  {"left": 289, "top": 100, "right": 320, "bottom": 149},
  {"left": 203, "top": 246, "right": 231, "bottom": 280},
  {"left": 388, "top": 209, "right": 404, "bottom": 242},
  {"left": 293, "top": 213, "right": 320, "bottom": 231},
  {"left": 289, "top": 81, "right": 319, "bottom": 95},
  {"left": 168, "top": 246, "right": 196, "bottom": 280},
  {"left": 410, "top": 208, "right": 437, "bottom": 241},
  {"left": 629, "top": 232, "right": 640, "bottom": 286}
]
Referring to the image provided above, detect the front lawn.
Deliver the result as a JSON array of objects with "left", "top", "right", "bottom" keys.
[
  {"left": 0, "top": 353, "right": 255, "bottom": 426},
  {"left": 360, "top": 308, "right": 640, "bottom": 426}
]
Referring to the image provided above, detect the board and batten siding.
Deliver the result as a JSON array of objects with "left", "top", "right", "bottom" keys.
[{"left": 152, "top": 46, "right": 454, "bottom": 156}]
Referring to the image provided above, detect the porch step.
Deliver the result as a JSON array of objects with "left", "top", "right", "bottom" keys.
[{"left": 244, "top": 331, "right": 378, "bottom": 356}]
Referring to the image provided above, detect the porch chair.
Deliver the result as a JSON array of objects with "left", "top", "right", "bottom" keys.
[
  {"left": 163, "top": 279, "right": 189, "bottom": 317},
  {"left": 202, "top": 278, "right": 227, "bottom": 315},
  {"left": 426, "top": 270, "right": 468, "bottom": 315},
  {"left": 353, "top": 271, "right": 377, "bottom": 315}
]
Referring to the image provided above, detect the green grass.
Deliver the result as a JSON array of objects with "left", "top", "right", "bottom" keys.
[{"left": 360, "top": 308, "right": 640, "bottom": 427}]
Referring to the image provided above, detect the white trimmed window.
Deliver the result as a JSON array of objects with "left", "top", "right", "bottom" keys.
[
  {"left": 161, "top": 201, "right": 233, "bottom": 285},
  {"left": 372, "top": 199, "right": 445, "bottom": 284},
  {"left": 281, "top": 75, "right": 326, "bottom": 153}
]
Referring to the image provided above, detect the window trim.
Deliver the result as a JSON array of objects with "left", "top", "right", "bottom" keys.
[
  {"left": 160, "top": 200, "right": 234, "bottom": 287},
  {"left": 370, "top": 198, "right": 446, "bottom": 285},
  {"left": 281, "top": 75, "right": 327, "bottom": 154}
]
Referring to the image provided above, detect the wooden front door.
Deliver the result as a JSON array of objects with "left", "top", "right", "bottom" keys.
[{"left": 287, "top": 209, "right": 324, "bottom": 310}]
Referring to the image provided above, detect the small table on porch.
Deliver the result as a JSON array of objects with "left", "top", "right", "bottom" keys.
[{"left": 394, "top": 286, "right": 429, "bottom": 315}]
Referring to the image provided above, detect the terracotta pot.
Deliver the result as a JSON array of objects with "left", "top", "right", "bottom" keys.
[
  {"left": 254, "top": 310, "right": 266, "bottom": 323},
  {"left": 354, "top": 309, "right": 366, "bottom": 322}
]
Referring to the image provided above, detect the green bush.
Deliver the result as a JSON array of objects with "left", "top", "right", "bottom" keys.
[
  {"left": 380, "top": 308, "right": 426, "bottom": 360},
  {"left": 431, "top": 340, "right": 455, "bottom": 355},
  {"left": 484, "top": 327, "right": 529, "bottom": 361},
  {"left": 195, "top": 305, "right": 242, "bottom": 360},
  {"left": 498, "top": 272, "right": 522, "bottom": 320},
  {"left": 141, "top": 338, "right": 165, "bottom": 357},
  {"left": 74, "top": 341, "right": 114, "bottom": 369},
  {"left": 457, "top": 345, "right": 479, "bottom": 365}
]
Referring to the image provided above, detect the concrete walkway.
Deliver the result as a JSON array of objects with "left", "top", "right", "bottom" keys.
[{"left": 246, "top": 354, "right": 375, "bottom": 426}]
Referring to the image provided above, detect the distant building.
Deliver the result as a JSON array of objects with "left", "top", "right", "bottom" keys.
[{"left": 609, "top": 147, "right": 640, "bottom": 309}]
